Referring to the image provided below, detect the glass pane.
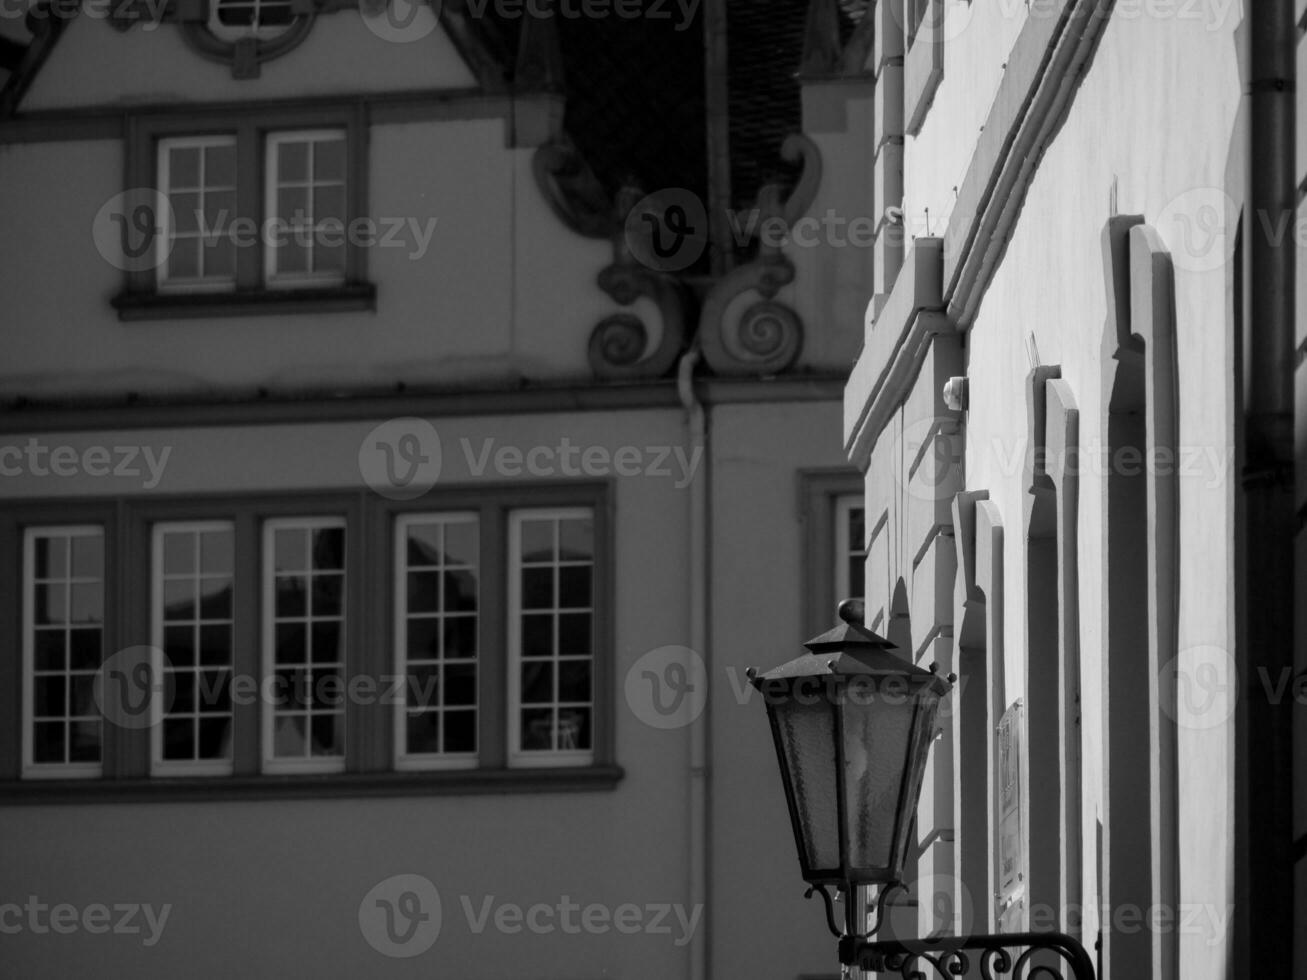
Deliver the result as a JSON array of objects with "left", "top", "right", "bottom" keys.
[
  {"left": 558, "top": 518, "right": 594, "bottom": 560},
  {"left": 198, "top": 716, "right": 232, "bottom": 759},
  {"left": 408, "top": 664, "right": 439, "bottom": 707},
  {"left": 172, "top": 192, "right": 200, "bottom": 234},
  {"left": 274, "top": 623, "right": 307, "bottom": 664},
  {"left": 314, "top": 185, "right": 346, "bottom": 224},
  {"left": 444, "top": 664, "right": 476, "bottom": 706},
  {"left": 558, "top": 566, "right": 591, "bottom": 609},
  {"left": 199, "top": 578, "right": 232, "bottom": 619},
  {"left": 71, "top": 535, "right": 103, "bottom": 578},
  {"left": 203, "top": 237, "right": 236, "bottom": 280},
  {"left": 443, "top": 710, "right": 475, "bottom": 753},
  {"left": 33, "top": 537, "right": 67, "bottom": 579},
  {"left": 68, "top": 721, "right": 101, "bottom": 762},
  {"left": 34, "top": 630, "right": 65, "bottom": 671},
  {"left": 316, "top": 241, "right": 346, "bottom": 275},
  {"left": 408, "top": 572, "right": 441, "bottom": 613},
  {"left": 446, "top": 569, "right": 477, "bottom": 612},
  {"left": 32, "top": 721, "right": 65, "bottom": 763},
  {"left": 311, "top": 574, "right": 344, "bottom": 617},
  {"left": 277, "top": 140, "right": 309, "bottom": 183},
  {"left": 443, "top": 522, "right": 477, "bottom": 567},
  {"left": 273, "top": 528, "right": 306, "bottom": 572},
  {"left": 443, "top": 616, "right": 476, "bottom": 659},
  {"left": 843, "top": 698, "right": 915, "bottom": 872},
  {"left": 521, "top": 568, "right": 553, "bottom": 609},
  {"left": 309, "top": 713, "right": 342, "bottom": 755},
  {"left": 275, "top": 575, "right": 306, "bottom": 618},
  {"left": 162, "top": 579, "right": 194, "bottom": 620},
  {"left": 199, "top": 624, "right": 231, "bottom": 666},
  {"left": 405, "top": 524, "right": 443, "bottom": 566},
  {"left": 406, "top": 711, "right": 440, "bottom": 754},
  {"left": 275, "top": 240, "right": 309, "bottom": 276},
  {"left": 520, "top": 661, "right": 552, "bottom": 704},
  {"left": 519, "top": 520, "right": 553, "bottom": 561},
  {"left": 169, "top": 146, "right": 200, "bottom": 189},
  {"left": 558, "top": 660, "right": 591, "bottom": 703},
  {"left": 558, "top": 613, "right": 591, "bottom": 656},
  {"left": 68, "top": 629, "right": 100, "bottom": 670},
  {"left": 521, "top": 614, "right": 552, "bottom": 658},
  {"left": 69, "top": 583, "right": 102, "bottom": 625},
  {"left": 167, "top": 239, "right": 199, "bottom": 280},
  {"left": 198, "top": 669, "right": 230, "bottom": 712},
  {"left": 557, "top": 707, "right": 590, "bottom": 750},
  {"left": 203, "top": 189, "right": 235, "bottom": 234},
  {"left": 164, "top": 625, "right": 194, "bottom": 667},
  {"left": 206, "top": 142, "right": 236, "bottom": 188},
  {"left": 311, "top": 528, "right": 344, "bottom": 569},
  {"left": 273, "top": 715, "right": 307, "bottom": 757},
  {"left": 310, "top": 621, "right": 341, "bottom": 664},
  {"left": 34, "top": 584, "right": 66, "bottom": 625},
  {"left": 163, "top": 532, "right": 194, "bottom": 575},
  {"left": 406, "top": 618, "right": 441, "bottom": 661},
  {"left": 775, "top": 697, "right": 841, "bottom": 873},
  {"left": 34, "top": 676, "right": 66, "bottom": 717},
  {"left": 520, "top": 708, "right": 554, "bottom": 751},
  {"left": 314, "top": 138, "right": 346, "bottom": 182}
]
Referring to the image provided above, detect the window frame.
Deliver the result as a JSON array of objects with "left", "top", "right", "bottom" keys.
[
  {"left": 799, "top": 470, "right": 866, "bottom": 640},
  {"left": 263, "top": 128, "right": 350, "bottom": 290},
  {"left": 150, "top": 519, "right": 238, "bottom": 778},
  {"left": 21, "top": 525, "right": 108, "bottom": 781},
  {"left": 115, "top": 103, "right": 373, "bottom": 321},
  {"left": 506, "top": 506, "right": 598, "bottom": 770},
  {"left": 392, "top": 510, "right": 481, "bottom": 773},
  {"left": 0, "top": 484, "right": 619, "bottom": 802},
  {"left": 156, "top": 134, "right": 240, "bottom": 295}
]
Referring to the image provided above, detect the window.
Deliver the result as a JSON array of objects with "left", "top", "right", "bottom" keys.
[
  {"left": 158, "top": 136, "right": 238, "bottom": 292},
  {"left": 2, "top": 486, "right": 616, "bottom": 799},
  {"left": 264, "top": 131, "right": 348, "bottom": 287},
  {"left": 22, "top": 528, "right": 105, "bottom": 778},
  {"left": 800, "top": 471, "right": 866, "bottom": 638},
  {"left": 210, "top": 0, "right": 295, "bottom": 39},
  {"left": 115, "top": 107, "right": 373, "bottom": 320},
  {"left": 263, "top": 518, "right": 347, "bottom": 773},
  {"left": 508, "top": 509, "right": 595, "bottom": 767},
  {"left": 834, "top": 494, "right": 867, "bottom": 606},
  {"left": 153, "top": 522, "right": 235, "bottom": 776},
  {"left": 904, "top": 0, "right": 944, "bottom": 135},
  {"left": 395, "top": 513, "right": 480, "bottom": 770}
]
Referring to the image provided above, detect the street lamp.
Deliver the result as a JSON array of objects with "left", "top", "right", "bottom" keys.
[{"left": 748, "top": 599, "right": 1097, "bottom": 979}]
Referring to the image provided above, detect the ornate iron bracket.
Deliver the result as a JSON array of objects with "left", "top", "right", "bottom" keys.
[{"left": 840, "top": 931, "right": 1096, "bottom": 979}]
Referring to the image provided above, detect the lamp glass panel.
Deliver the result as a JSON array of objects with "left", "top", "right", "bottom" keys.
[
  {"left": 774, "top": 695, "right": 840, "bottom": 872},
  {"left": 842, "top": 695, "right": 915, "bottom": 873}
]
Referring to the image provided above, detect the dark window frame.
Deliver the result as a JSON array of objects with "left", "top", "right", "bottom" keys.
[
  {"left": 799, "top": 469, "right": 865, "bottom": 641},
  {"left": 0, "top": 483, "right": 621, "bottom": 803},
  {"left": 113, "top": 102, "right": 375, "bottom": 321}
]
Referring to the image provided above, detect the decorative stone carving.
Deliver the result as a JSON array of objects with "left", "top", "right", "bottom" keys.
[{"left": 698, "top": 133, "right": 820, "bottom": 377}]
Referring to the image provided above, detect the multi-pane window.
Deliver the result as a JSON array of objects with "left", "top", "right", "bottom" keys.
[
  {"left": 153, "top": 523, "right": 235, "bottom": 775},
  {"left": 210, "top": 0, "right": 295, "bottom": 38},
  {"left": 158, "top": 136, "right": 238, "bottom": 291},
  {"left": 23, "top": 528, "right": 104, "bottom": 777},
  {"left": 835, "top": 494, "right": 867, "bottom": 603},
  {"left": 263, "top": 518, "right": 347, "bottom": 773},
  {"left": 509, "top": 509, "right": 595, "bottom": 767},
  {"left": 265, "top": 131, "right": 348, "bottom": 286},
  {"left": 395, "top": 514, "right": 479, "bottom": 769},
  {"left": 8, "top": 490, "right": 611, "bottom": 790}
]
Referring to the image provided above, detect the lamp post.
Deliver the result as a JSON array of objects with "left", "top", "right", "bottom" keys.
[{"left": 748, "top": 599, "right": 1096, "bottom": 979}]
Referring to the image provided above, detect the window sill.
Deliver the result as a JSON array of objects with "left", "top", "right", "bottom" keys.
[
  {"left": 0, "top": 765, "right": 625, "bottom": 805},
  {"left": 111, "top": 283, "right": 376, "bottom": 321}
]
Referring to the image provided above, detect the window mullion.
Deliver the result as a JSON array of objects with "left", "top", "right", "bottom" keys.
[
  {"left": 234, "top": 121, "right": 262, "bottom": 290},
  {"left": 479, "top": 503, "right": 507, "bottom": 769},
  {"left": 347, "top": 495, "right": 386, "bottom": 772},
  {"left": 110, "top": 503, "right": 150, "bottom": 779},
  {"left": 231, "top": 512, "right": 262, "bottom": 775}
]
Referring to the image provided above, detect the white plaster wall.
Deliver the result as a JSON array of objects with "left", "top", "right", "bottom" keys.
[
  {"left": 960, "top": 11, "right": 1241, "bottom": 977},
  {"left": 0, "top": 119, "right": 616, "bottom": 397},
  {"left": 905, "top": 0, "right": 1029, "bottom": 242},
  {"left": 21, "top": 11, "right": 476, "bottom": 109}
]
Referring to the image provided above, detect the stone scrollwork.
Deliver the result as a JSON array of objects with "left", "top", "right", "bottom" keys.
[
  {"left": 698, "top": 132, "right": 820, "bottom": 377},
  {"left": 587, "top": 181, "right": 688, "bottom": 380}
]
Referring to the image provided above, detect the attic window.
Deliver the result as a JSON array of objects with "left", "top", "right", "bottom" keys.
[{"left": 210, "top": 0, "right": 296, "bottom": 39}]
